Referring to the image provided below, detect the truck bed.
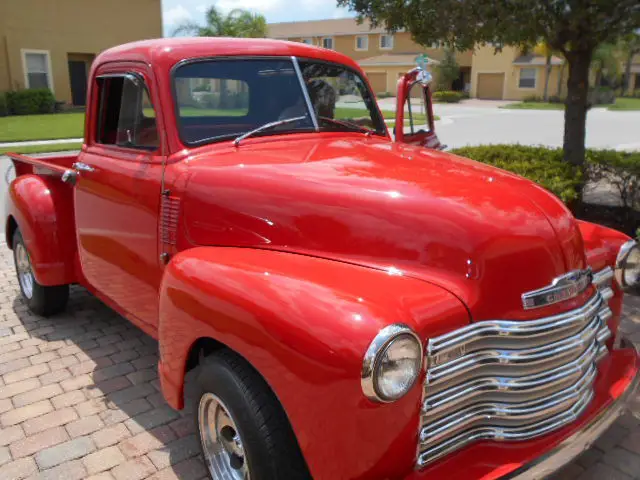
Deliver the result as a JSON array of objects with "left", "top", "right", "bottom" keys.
[{"left": 7, "top": 152, "right": 78, "bottom": 178}]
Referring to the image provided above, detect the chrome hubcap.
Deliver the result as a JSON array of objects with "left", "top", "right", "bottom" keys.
[
  {"left": 15, "top": 242, "right": 34, "bottom": 299},
  {"left": 199, "top": 393, "right": 250, "bottom": 480}
]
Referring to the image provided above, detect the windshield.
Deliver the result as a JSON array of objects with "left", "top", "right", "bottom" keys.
[{"left": 173, "top": 58, "right": 386, "bottom": 146}]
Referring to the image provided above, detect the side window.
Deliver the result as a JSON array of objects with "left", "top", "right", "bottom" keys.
[
  {"left": 405, "top": 82, "right": 431, "bottom": 134},
  {"left": 95, "top": 74, "right": 159, "bottom": 150}
]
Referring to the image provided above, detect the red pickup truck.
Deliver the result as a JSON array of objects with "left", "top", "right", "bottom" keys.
[{"left": 5, "top": 38, "right": 640, "bottom": 480}]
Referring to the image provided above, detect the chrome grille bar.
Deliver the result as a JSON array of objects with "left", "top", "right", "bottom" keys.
[{"left": 417, "top": 267, "right": 614, "bottom": 468}]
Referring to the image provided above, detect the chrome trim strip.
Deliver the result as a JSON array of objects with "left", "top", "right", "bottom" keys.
[
  {"left": 428, "top": 294, "right": 604, "bottom": 365},
  {"left": 421, "top": 366, "right": 597, "bottom": 446},
  {"left": 418, "top": 388, "right": 595, "bottom": 466},
  {"left": 593, "top": 266, "right": 614, "bottom": 289},
  {"left": 521, "top": 268, "right": 592, "bottom": 310},
  {"left": 506, "top": 338, "right": 640, "bottom": 479},
  {"left": 417, "top": 267, "right": 617, "bottom": 469},
  {"left": 423, "top": 341, "right": 604, "bottom": 415},
  {"left": 291, "top": 56, "right": 319, "bottom": 131},
  {"left": 427, "top": 315, "right": 605, "bottom": 386},
  {"left": 615, "top": 240, "right": 640, "bottom": 294}
]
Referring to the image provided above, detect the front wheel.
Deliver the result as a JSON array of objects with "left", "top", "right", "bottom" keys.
[
  {"left": 194, "top": 350, "right": 311, "bottom": 480},
  {"left": 13, "top": 230, "right": 69, "bottom": 316}
]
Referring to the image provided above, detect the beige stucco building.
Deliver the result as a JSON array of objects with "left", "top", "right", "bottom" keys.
[
  {"left": 0, "top": 0, "right": 162, "bottom": 105},
  {"left": 470, "top": 45, "right": 566, "bottom": 100},
  {"left": 268, "top": 19, "right": 473, "bottom": 96},
  {"left": 626, "top": 54, "right": 640, "bottom": 94},
  {"left": 269, "top": 18, "right": 619, "bottom": 101}
]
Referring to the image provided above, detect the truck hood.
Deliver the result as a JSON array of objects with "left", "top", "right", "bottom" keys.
[{"left": 182, "top": 135, "right": 587, "bottom": 321}]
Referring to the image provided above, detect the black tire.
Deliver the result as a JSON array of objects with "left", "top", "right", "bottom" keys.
[
  {"left": 194, "top": 349, "right": 311, "bottom": 480},
  {"left": 13, "top": 230, "right": 69, "bottom": 317}
]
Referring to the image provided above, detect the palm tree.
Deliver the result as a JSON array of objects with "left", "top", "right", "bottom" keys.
[
  {"left": 533, "top": 42, "right": 554, "bottom": 101},
  {"left": 172, "top": 6, "right": 267, "bottom": 38},
  {"left": 591, "top": 43, "right": 621, "bottom": 87}
]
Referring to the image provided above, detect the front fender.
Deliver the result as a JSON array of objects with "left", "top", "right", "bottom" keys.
[
  {"left": 578, "top": 220, "right": 631, "bottom": 347},
  {"left": 6, "top": 175, "right": 77, "bottom": 285},
  {"left": 158, "top": 247, "right": 469, "bottom": 480}
]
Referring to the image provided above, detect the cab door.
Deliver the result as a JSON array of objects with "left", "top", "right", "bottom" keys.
[
  {"left": 394, "top": 68, "right": 442, "bottom": 149},
  {"left": 73, "top": 64, "right": 164, "bottom": 333}
]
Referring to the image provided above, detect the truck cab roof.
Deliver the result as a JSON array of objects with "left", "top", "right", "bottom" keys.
[{"left": 96, "top": 37, "right": 363, "bottom": 72}]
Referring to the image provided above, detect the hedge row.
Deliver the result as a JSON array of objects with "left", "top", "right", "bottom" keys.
[
  {"left": 0, "top": 89, "right": 56, "bottom": 116},
  {"left": 450, "top": 145, "right": 640, "bottom": 207},
  {"left": 433, "top": 91, "right": 465, "bottom": 103}
]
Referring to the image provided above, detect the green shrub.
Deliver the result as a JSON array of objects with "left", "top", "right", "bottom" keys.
[
  {"left": 586, "top": 149, "right": 640, "bottom": 210},
  {"left": 193, "top": 83, "right": 211, "bottom": 93},
  {"left": 548, "top": 95, "right": 565, "bottom": 104},
  {"left": 451, "top": 145, "right": 640, "bottom": 208},
  {"left": 450, "top": 144, "right": 583, "bottom": 203},
  {"left": 522, "top": 95, "right": 543, "bottom": 102},
  {"left": 6, "top": 89, "right": 56, "bottom": 115},
  {"left": 433, "top": 91, "right": 464, "bottom": 103},
  {"left": 0, "top": 93, "right": 7, "bottom": 117},
  {"left": 377, "top": 91, "right": 394, "bottom": 98},
  {"left": 199, "top": 92, "right": 221, "bottom": 109},
  {"left": 588, "top": 86, "right": 615, "bottom": 105}
]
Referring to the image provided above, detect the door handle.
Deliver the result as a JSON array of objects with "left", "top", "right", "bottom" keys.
[
  {"left": 61, "top": 169, "right": 77, "bottom": 186},
  {"left": 72, "top": 162, "right": 95, "bottom": 173}
]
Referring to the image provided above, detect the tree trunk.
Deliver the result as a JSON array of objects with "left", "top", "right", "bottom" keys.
[
  {"left": 623, "top": 51, "right": 633, "bottom": 95},
  {"left": 557, "top": 64, "right": 565, "bottom": 98},
  {"left": 543, "top": 55, "right": 551, "bottom": 101},
  {"left": 563, "top": 50, "right": 593, "bottom": 168}
]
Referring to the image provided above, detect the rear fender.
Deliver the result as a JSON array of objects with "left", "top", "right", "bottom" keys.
[
  {"left": 6, "top": 174, "right": 77, "bottom": 285},
  {"left": 157, "top": 247, "right": 468, "bottom": 480}
]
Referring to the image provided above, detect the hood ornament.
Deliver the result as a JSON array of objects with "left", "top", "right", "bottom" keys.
[{"left": 522, "top": 268, "right": 593, "bottom": 310}]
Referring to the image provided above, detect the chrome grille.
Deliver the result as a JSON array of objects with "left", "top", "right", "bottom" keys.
[{"left": 417, "top": 267, "right": 614, "bottom": 468}]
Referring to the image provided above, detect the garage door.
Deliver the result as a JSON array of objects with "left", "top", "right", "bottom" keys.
[
  {"left": 477, "top": 73, "right": 505, "bottom": 99},
  {"left": 365, "top": 72, "right": 388, "bottom": 94}
]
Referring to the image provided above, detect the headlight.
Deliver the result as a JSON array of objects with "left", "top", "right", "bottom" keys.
[
  {"left": 616, "top": 240, "right": 640, "bottom": 293},
  {"left": 361, "top": 324, "right": 423, "bottom": 402}
]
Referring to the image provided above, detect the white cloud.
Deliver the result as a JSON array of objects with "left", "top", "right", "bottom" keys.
[
  {"left": 163, "top": 4, "right": 193, "bottom": 25},
  {"left": 215, "top": 0, "right": 284, "bottom": 13}
]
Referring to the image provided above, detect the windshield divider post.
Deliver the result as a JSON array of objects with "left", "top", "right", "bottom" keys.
[{"left": 292, "top": 56, "right": 319, "bottom": 131}]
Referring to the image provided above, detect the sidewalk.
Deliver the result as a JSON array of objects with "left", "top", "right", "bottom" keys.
[{"left": 0, "top": 138, "right": 82, "bottom": 149}]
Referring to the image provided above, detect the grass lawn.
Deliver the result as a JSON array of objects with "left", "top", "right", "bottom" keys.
[
  {"left": 502, "top": 102, "right": 565, "bottom": 110},
  {"left": 608, "top": 97, "right": 640, "bottom": 111},
  {"left": 0, "top": 142, "right": 82, "bottom": 156},
  {"left": 335, "top": 107, "right": 434, "bottom": 128},
  {"left": 0, "top": 113, "right": 85, "bottom": 142}
]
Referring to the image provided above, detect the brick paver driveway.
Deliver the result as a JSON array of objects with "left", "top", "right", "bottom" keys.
[{"left": 0, "top": 246, "right": 639, "bottom": 480}]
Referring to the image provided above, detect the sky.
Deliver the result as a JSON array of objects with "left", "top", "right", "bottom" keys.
[{"left": 161, "top": 0, "right": 353, "bottom": 36}]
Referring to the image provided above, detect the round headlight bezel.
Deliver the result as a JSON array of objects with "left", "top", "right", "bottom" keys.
[
  {"left": 615, "top": 239, "right": 640, "bottom": 293},
  {"left": 361, "top": 324, "right": 423, "bottom": 403}
]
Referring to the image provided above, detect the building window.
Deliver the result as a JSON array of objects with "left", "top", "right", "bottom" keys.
[
  {"left": 380, "top": 34, "right": 394, "bottom": 50},
  {"left": 22, "top": 50, "right": 53, "bottom": 91},
  {"left": 518, "top": 68, "right": 537, "bottom": 88},
  {"left": 355, "top": 35, "right": 369, "bottom": 51},
  {"left": 322, "top": 37, "right": 334, "bottom": 49},
  {"left": 301, "top": 38, "right": 313, "bottom": 45}
]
